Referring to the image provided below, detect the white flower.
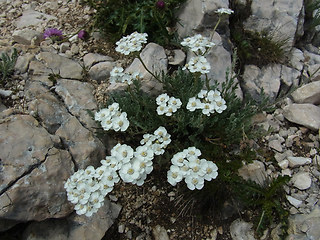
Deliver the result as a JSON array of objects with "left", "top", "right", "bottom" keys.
[
  {"left": 185, "top": 174, "right": 205, "bottom": 190},
  {"left": 181, "top": 34, "right": 215, "bottom": 55},
  {"left": 215, "top": 8, "right": 234, "bottom": 15},
  {"left": 201, "top": 102, "right": 215, "bottom": 116},
  {"left": 215, "top": 98, "right": 227, "bottom": 113},
  {"left": 140, "top": 133, "right": 156, "bottom": 146},
  {"left": 132, "top": 157, "right": 153, "bottom": 175},
  {"left": 89, "top": 191, "right": 104, "bottom": 209},
  {"left": 184, "top": 55, "right": 211, "bottom": 74},
  {"left": 154, "top": 126, "right": 168, "bottom": 138},
  {"left": 115, "top": 32, "right": 148, "bottom": 55},
  {"left": 94, "top": 108, "right": 110, "bottom": 122},
  {"left": 134, "top": 145, "right": 154, "bottom": 161},
  {"left": 156, "top": 105, "right": 168, "bottom": 115},
  {"left": 119, "top": 163, "right": 140, "bottom": 183},
  {"left": 171, "top": 152, "right": 187, "bottom": 167},
  {"left": 112, "top": 112, "right": 130, "bottom": 132},
  {"left": 206, "top": 90, "right": 221, "bottom": 102},
  {"left": 112, "top": 144, "right": 134, "bottom": 164},
  {"left": 167, "top": 165, "right": 184, "bottom": 186},
  {"left": 204, "top": 161, "right": 219, "bottom": 181},
  {"left": 186, "top": 97, "right": 202, "bottom": 111},
  {"left": 168, "top": 97, "right": 182, "bottom": 109},
  {"left": 184, "top": 147, "right": 201, "bottom": 159},
  {"left": 156, "top": 93, "right": 170, "bottom": 105}
]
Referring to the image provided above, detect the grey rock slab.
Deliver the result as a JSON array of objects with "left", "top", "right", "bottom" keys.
[
  {"left": 168, "top": 49, "right": 186, "bottom": 66},
  {"left": 15, "top": 53, "right": 34, "bottom": 74},
  {"left": 176, "top": 0, "right": 229, "bottom": 38},
  {"left": 22, "top": 200, "right": 121, "bottom": 240},
  {"left": 291, "top": 81, "right": 320, "bottom": 105},
  {"left": 126, "top": 43, "right": 167, "bottom": 94},
  {"left": 12, "top": 28, "right": 42, "bottom": 45},
  {"left": 15, "top": 10, "right": 57, "bottom": 28},
  {"left": 283, "top": 103, "right": 320, "bottom": 131},
  {"left": 238, "top": 160, "right": 267, "bottom": 186},
  {"left": 37, "top": 52, "right": 83, "bottom": 79},
  {"left": 290, "top": 48, "right": 305, "bottom": 71},
  {"left": 291, "top": 172, "right": 312, "bottom": 190},
  {"left": 0, "top": 114, "right": 54, "bottom": 193},
  {"left": 83, "top": 53, "right": 113, "bottom": 69},
  {"left": 244, "top": 0, "right": 304, "bottom": 47},
  {"left": 230, "top": 219, "right": 256, "bottom": 240},
  {"left": 243, "top": 64, "right": 300, "bottom": 102},
  {"left": 288, "top": 206, "right": 320, "bottom": 240},
  {"left": 152, "top": 225, "right": 170, "bottom": 240},
  {"left": 26, "top": 81, "right": 105, "bottom": 169},
  {"left": 55, "top": 79, "right": 98, "bottom": 129},
  {"left": 0, "top": 89, "right": 13, "bottom": 97},
  {"left": 287, "top": 195, "right": 303, "bottom": 208},
  {"left": 287, "top": 156, "right": 312, "bottom": 168},
  {"left": 0, "top": 114, "right": 74, "bottom": 223},
  {"left": 88, "top": 61, "right": 114, "bottom": 82}
]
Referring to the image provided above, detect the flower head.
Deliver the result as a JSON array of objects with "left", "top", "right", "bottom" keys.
[
  {"left": 43, "top": 28, "right": 63, "bottom": 41},
  {"left": 156, "top": 0, "right": 166, "bottom": 9},
  {"left": 115, "top": 32, "right": 148, "bottom": 55},
  {"left": 215, "top": 8, "right": 234, "bottom": 15},
  {"left": 78, "top": 30, "right": 88, "bottom": 40}
]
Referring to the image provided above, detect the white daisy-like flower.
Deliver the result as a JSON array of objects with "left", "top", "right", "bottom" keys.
[
  {"left": 112, "top": 112, "right": 130, "bottom": 132},
  {"left": 215, "top": 7, "right": 234, "bottom": 15},
  {"left": 156, "top": 105, "right": 168, "bottom": 115},
  {"left": 186, "top": 97, "right": 202, "bottom": 111},
  {"left": 134, "top": 145, "right": 154, "bottom": 161},
  {"left": 167, "top": 165, "right": 184, "bottom": 186},
  {"left": 119, "top": 163, "right": 140, "bottom": 183},
  {"left": 215, "top": 98, "right": 227, "bottom": 113},
  {"left": 185, "top": 174, "right": 205, "bottom": 190},
  {"left": 181, "top": 34, "right": 215, "bottom": 55},
  {"left": 203, "top": 161, "right": 219, "bottom": 181},
  {"left": 156, "top": 93, "right": 170, "bottom": 105},
  {"left": 115, "top": 32, "right": 148, "bottom": 55}
]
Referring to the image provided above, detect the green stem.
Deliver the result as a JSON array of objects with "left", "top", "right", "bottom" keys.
[
  {"left": 205, "top": 73, "right": 210, "bottom": 90},
  {"left": 256, "top": 210, "right": 265, "bottom": 233},
  {"left": 137, "top": 55, "right": 161, "bottom": 82},
  {"left": 210, "top": 16, "right": 221, "bottom": 42}
]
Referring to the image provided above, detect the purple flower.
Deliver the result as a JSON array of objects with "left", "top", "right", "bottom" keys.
[
  {"left": 156, "top": 0, "right": 165, "bottom": 9},
  {"left": 43, "top": 28, "right": 63, "bottom": 40},
  {"left": 78, "top": 30, "right": 88, "bottom": 40}
]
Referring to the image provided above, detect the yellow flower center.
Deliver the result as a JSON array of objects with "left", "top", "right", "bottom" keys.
[{"left": 127, "top": 168, "right": 134, "bottom": 175}]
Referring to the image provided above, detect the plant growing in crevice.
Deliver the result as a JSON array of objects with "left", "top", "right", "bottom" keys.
[
  {"left": 80, "top": 0, "right": 186, "bottom": 45},
  {"left": 0, "top": 48, "right": 18, "bottom": 86},
  {"left": 64, "top": 8, "right": 290, "bottom": 236}
]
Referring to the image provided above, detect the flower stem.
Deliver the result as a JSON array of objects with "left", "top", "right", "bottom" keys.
[
  {"left": 137, "top": 55, "right": 161, "bottom": 82},
  {"left": 210, "top": 16, "right": 221, "bottom": 42},
  {"left": 205, "top": 73, "right": 210, "bottom": 90}
]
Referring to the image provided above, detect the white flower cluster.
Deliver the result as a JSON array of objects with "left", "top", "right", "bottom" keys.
[
  {"left": 215, "top": 8, "right": 234, "bottom": 15},
  {"left": 156, "top": 93, "right": 182, "bottom": 116},
  {"left": 104, "top": 126, "right": 171, "bottom": 186},
  {"left": 64, "top": 165, "right": 119, "bottom": 217},
  {"left": 110, "top": 66, "right": 142, "bottom": 85},
  {"left": 167, "top": 147, "right": 218, "bottom": 190},
  {"left": 115, "top": 31, "right": 148, "bottom": 55},
  {"left": 186, "top": 89, "right": 227, "bottom": 116},
  {"left": 95, "top": 103, "right": 129, "bottom": 132},
  {"left": 181, "top": 34, "right": 215, "bottom": 55},
  {"left": 65, "top": 126, "right": 171, "bottom": 216},
  {"left": 182, "top": 56, "right": 211, "bottom": 74}
]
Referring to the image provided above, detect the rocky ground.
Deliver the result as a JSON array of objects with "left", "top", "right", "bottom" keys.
[{"left": 0, "top": 0, "right": 320, "bottom": 240}]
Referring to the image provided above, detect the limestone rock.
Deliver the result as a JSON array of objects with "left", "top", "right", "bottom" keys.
[
  {"left": 176, "top": 0, "right": 229, "bottom": 38},
  {"left": 291, "top": 172, "right": 312, "bottom": 190},
  {"left": 0, "top": 115, "right": 74, "bottom": 223},
  {"left": 15, "top": 53, "right": 34, "bottom": 74},
  {"left": 287, "top": 195, "right": 303, "bottom": 208},
  {"left": 54, "top": 79, "right": 98, "bottom": 129},
  {"left": 26, "top": 82, "right": 105, "bottom": 169},
  {"left": 289, "top": 48, "right": 305, "bottom": 71},
  {"left": 244, "top": 0, "right": 304, "bottom": 47},
  {"left": 22, "top": 200, "right": 121, "bottom": 240},
  {"left": 15, "top": 10, "right": 57, "bottom": 28},
  {"left": 83, "top": 53, "right": 113, "bottom": 69},
  {"left": 242, "top": 64, "right": 300, "bottom": 102},
  {"left": 283, "top": 103, "right": 320, "bottom": 131},
  {"left": 288, "top": 206, "right": 320, "bottom": 240},
  {"left": 291, "top": 81, "right": 320, "bottom": 105},
  {"left": 152, "top": 225, "right": 170, "bottom": 240},
  {"left": 287, "top": 157, "right": 312, "bottom": 168},
  {"left": 12, "top": 28, "right": 42, "bottom": 45},
  {"left": 230, "top": 219, "right": 256, "bottom": 240},
  {"left": 88, "top": 61, "right": 114, "bottom": 82},
  {"left": 37, "top": 52, "right": 83, "bottom": 80},
  {"left": 126, "top": 43, "right": 167, "bottom": 94},
  {"left": 168, "top": 49, "right": 185, "bottom": 66},
  {"left": 238, "top": 160, "right": 267, "bottom": 186}
]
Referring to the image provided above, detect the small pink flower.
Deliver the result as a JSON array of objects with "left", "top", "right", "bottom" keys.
[
  {"left": 43, "top": 28, "right": 63, "bottom": 40},
  {"left": 78, "top": 30, "right": 88, "bottom": 40},
  {"left": 156, "top": 0, "right": 165, "bottom": 9}
]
